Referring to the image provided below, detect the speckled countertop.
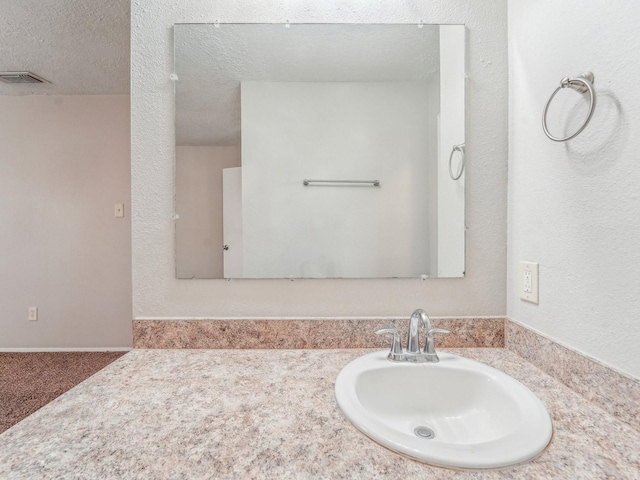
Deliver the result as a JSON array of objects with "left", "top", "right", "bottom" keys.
[{"left": 0, "top": 349, "right": 638, "bottom": 479}]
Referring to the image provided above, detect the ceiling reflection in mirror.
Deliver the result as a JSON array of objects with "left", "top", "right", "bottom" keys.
[{"left": 174, "top": 23, "right": 465, "bottom": 279}]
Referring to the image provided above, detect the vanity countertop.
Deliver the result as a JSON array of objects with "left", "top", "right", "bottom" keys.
[{"left": 0, "top": 348, "right": 638, "bottom": 479}]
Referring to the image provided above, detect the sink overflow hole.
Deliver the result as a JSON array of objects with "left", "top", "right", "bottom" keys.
[{"left": 414, "top": 426, "right": 435, "bottom": 439}]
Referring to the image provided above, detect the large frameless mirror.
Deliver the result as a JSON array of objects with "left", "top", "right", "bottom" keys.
[{"left": 174, "top": 23, "right": 466, "bottom": 279}]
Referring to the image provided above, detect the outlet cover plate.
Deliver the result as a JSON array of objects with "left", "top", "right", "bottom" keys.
[
  {"left": 519, "top": 262, "right": 539, "bottom": 304},
  {"left": 114, "top": 204, "right": 124, "bottom": 218}
]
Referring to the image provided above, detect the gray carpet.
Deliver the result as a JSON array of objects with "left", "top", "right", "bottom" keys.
[{"left": 0, "top": 351, "right": 126, "bottom": 434}]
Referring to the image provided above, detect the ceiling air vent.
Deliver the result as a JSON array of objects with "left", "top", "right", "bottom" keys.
[{"left": 0, "top": 72, "right": 49, "bottom": 84}]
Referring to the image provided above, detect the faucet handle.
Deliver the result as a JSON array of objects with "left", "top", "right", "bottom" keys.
[
  {"left": 423, "top": 328, "right": 450, "bottom": 357},
  {"left": 376, "top": 328, "right": 404, "bottom": 361},
  {"left": 427, "top": 328, "right": 450, "bottom": 337}
]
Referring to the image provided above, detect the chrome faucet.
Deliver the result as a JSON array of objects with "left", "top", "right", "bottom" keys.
[
  {"left": 376, "top": 309, "right": 450, "bottom": 363},
  {"left": 406, "top": 308, "right": 432, "bottom": 355}
]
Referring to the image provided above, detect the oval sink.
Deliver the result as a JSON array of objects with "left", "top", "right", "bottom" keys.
[{"left": 335, "top": 351, "right": 552, "bottom": 470}]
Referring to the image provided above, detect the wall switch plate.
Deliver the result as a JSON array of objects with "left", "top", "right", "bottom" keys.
[
  {"left": 28, "top": 306, "right": 38, "bottom": 321},
  {"left": 519, "top": 261, "right": 539, "bottom": 304},
  {"left": 114, "top": 204, "right": 125, "bottom": 218}
]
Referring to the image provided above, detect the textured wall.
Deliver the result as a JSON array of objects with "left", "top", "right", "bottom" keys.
[
  {"left": 131, "top": 0, "right": 508, "bottom": 318},
  {"left": 0, "top": 0, "right": 129, "bottom": 96},
  {"left": 0, "top": 95, "right": 132, "bottom": 348},
  {"left": 508, "top": 0, "right": 640, "bottom": 378}
]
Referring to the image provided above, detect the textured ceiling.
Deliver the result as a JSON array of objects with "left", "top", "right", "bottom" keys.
[
  {"left": 0, "top": 0, "right": 130, "bottom": 95},
  {"left": 175, "top": 23, "right": 442, "bottom": 146}
]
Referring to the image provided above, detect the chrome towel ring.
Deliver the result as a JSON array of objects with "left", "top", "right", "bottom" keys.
[
  {"left": 542, "top": 72, "right": 596, "bottom": 142},
  {"left": 448, "top": 143, "right": 465, "bottom": 180}
]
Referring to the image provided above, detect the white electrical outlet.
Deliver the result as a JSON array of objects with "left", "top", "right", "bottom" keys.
[
  {"left": 519, "top": 262, "right": 539, "bottom": 304},
  {"left": 28, "top": 307, "right": 38, "bottom": 321},
  {"left": 523, "top": 271, "right": 532, "bottom": 293},
  {"left": 114, "top": 203, "right": 125, "bottom": 218}
]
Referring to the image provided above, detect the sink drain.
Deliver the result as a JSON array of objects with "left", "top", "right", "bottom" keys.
[{"left": 414, "top": 426, "right": 435, "bottom": 439}]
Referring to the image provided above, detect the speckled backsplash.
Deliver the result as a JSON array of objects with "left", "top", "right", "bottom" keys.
[
  {"left": 506, "top": 318, "right": 640, "bottom": 434},
  {"left": 133, "top": 317, "right": 505, "bottom": 349}
]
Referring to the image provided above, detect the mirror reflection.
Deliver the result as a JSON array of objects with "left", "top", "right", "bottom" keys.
[{"left": 174, "top": 23, "right": 465, "bottom": 279}]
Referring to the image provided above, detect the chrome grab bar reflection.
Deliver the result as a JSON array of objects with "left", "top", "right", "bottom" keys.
[{"left": 303, "top": 179, "right": 380, "bottom": 187}]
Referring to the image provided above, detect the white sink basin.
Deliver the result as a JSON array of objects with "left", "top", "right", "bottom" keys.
[{"left": 335, "top": 350, "right": 552, "bottom": 470}]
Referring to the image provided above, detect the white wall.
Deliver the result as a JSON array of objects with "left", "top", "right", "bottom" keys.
[
  {"left": 241, "top": 81, "right": 432, "bottom": 279},
  {"left": 508, "top": 1, "right": 640, "bottom": 378},
  {"left": 175, "top": 146, "right": 240, "bottom": 278},
  {"left": 0, "top": 95, "right": 132, "bottom": 349},
  {"left": 131, "top": 0, "right": 508, "bottom": 318}
]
